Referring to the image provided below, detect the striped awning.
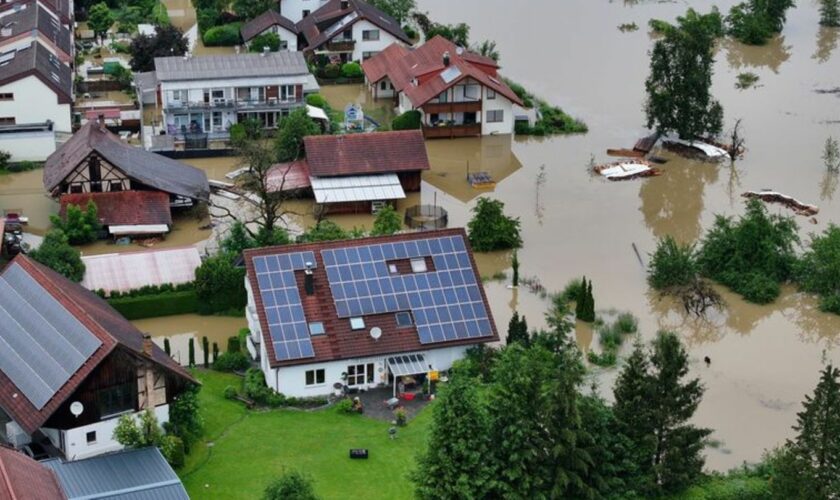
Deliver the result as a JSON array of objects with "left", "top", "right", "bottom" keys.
[
  {"left": 387, "top": 354, "right": 427, "bottom": 377},
  {"left": 310, "top": 174, "right": 406, "bottom": 204}
]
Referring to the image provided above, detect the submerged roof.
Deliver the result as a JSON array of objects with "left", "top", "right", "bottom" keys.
[
  {"left": 42, "top": 447, "right": 189, "bottom": 500},
  {"left": 81, "top": 246, "right": 201, "bottom": 294},
  {"left": 297, "top": 0, "right": 410, "bottom": 49},
  {"left": 362, "top": 36, "right": 523, "bottom": 108},
  {"left": 241, "top": 9, "right": 298, "bottom": 41},
  {"left": 0, "top": 446, "right": 65, "bottom": 500},
  {"left": 43, "top": 122, "right": 210, "bottom": 200},
  {"left": 0, "top": 256, "right": 196, "bottom": 434},
  {"left": 0, "top": 41, "right": 72, "bottom": 103},
  {"left": 59, "top": 191, "right": 173, "bottom": 228},
  {"left": 304, "top": 130, "right": 430, "bottom": 177},
  {"left": 154, "top": 51, "right": 309, "bottom": 81},
  {"left": 244, "top": 229, "right": 498, "bottom": 368}
]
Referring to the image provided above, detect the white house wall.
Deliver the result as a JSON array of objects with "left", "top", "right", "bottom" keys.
[
  {"left": 481, "top": 93, "right": 514, "bottom": 135},
  {"left": 0, "top": 129, "right": 56, "bottom": 161},
  {"left": 0, "top": 75, "right": 71, "bottom": 132},
  {"left": 280, "top": 0, "right": 329, "bottom": 23},
  {"left": 349, "top": 19, "right": 404, "bottom": 61},
  {"left": 159, "top": 75, "right": 316, "bottom": 107}
]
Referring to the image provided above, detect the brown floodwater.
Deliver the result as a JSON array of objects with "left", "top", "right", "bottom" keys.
[
  {"left": 417, "top": 0, "right": 840, "bottom": 471},
  {"left": 132, "top": 314, "right": 248, "bottom": 366}
]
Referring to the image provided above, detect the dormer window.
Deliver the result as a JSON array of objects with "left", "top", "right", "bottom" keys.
[{"left": 410, "top": 258, "right": 427, "bottom": 273}]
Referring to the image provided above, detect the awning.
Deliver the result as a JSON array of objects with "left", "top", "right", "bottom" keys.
[
  {"left": 387, "top": 354, "right": 427, "bottom": 377},
  {"left": 109, "top": 224, "right": 170, "bottom": 236},
  {"left": 310, "top": 174, "right": 406, "bottom": 204},
  {"left": 307, "top": 105, "right": 328, "bottom": 122}
]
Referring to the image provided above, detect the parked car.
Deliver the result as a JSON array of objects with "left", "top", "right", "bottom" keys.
[{"left": 22, "top": 442, "right": 49, "bottom": 461}]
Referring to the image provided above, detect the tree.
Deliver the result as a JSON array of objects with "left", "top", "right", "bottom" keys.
[
  {"left": 648, "top": 236, "right": 699, "bottom": 290},
  {"left": 506, "top": 311, "right": 529, "bottom": 346},
  {"left": 470, "top": 39, "right": 500, "bottom": 61},
  {"left": 194, "top": 253, "right": 247, "bottom": 314},
  {"left": 202, "top": 336, "right": 209, "bottom": 368},
  {"left": 113, "top": 409, "right": 183, "bottom": 466},
  {"left": 221, "top": 221, "right": 258, "bottom": 255},
  {"left": 368, "top": 0, "right": 416, "bottom": 24},
  {"left": 574, "top": 277, "right": 595, "bottom": 322},
  {"left": 797, "top": 224, "right": 840, "bottom": 314},
  {"left": 425, "top": 22, "right": 470, "bottom": 46},
  {"left": 413, "top": 374, "right": 495, "bottom": 499},
  {"left": 129, "top": 24, "right": 189, "bottom": 72},
  {"left": 613, "top": 332, "right": 711, "bottom": 496},
  {"left": 370, "top": 205, "right": 402, "bottom": 236},
  {"left": 50, "top": 200, "right": 101, "bottom": 245},
  {"left": 297, "top": 220, "right": 354, "bottom": 243},
  {"left": 248, "top": 32, "right": 281, "bottom": 52},
  {"left": 163, "top": 338, "right": 171, "bottom": 355},
  {"left": 821, "top": 0, "right": 840, "bottom": 26},
  {"left": 727, "top": 0, "right": 796, "bottom": 44},
  {"left": 88, "top": 2, "right": 114, "bottom": 38},
  {"left": 234, "top": 0, "right": 275, "bottom": 21},
  {"left": 275, "top": 107, "right": 321, "bottom": 162},
  {"left": 29, "top": 229, "right": 85, "bottom": 282},
  {"left": 727, "top": 118, "right": 746, "bottom": 163},
  {"left": 511, "top": 250, "right": 519, "bottom": 287},
  {"left": 824, "top": 137, "right": 840, "bottom": 172},
  {"left": 188, "top": 337, "right": 195, "bottom": 367},
  {"left": 467, "top": 197, "right": 522, "bottom": 252},
  {"left": 263, "top": 470, "right": 319, "bottom": 500},
  {"left": 644, "top": 8, "right": 724, "bottom": 139},
  {"left": 391, "top": 110, "right": 421, "bottom": 130},
  {"left": 165, "top": 384, "right": 203, "bottom": 453}
]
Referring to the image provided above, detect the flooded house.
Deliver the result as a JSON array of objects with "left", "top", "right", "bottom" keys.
[
  {"left": 243, "top": 229, "right": 498, "bottom": 398},
  {"left": 43, "top": 120, "right": 210, "bottom": 238},
  {"left": 240, "top": 9, "right": 300, "bottom": 52},
  {"left": 296, "top": 0, "right": 412, "bottom": 62},
  {"left": 0, "top": 255, "right": 197, "bottom": 460},
  {"left": 362, "top": 36, "right": 524, "bottom": 138}
]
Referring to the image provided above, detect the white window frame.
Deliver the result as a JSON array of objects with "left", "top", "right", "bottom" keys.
[
  {"left": 362, "top": 29, "right": 380, "bottom": 41},
  {"left": 280, "top": 85, "right": 296, "bottom": 102},
  {"left": 487, "top": 109, "right": 504, "bottom": 123},
  {"left": 487, "top": 88, "right": 496, "bottom": 100},
  {"left": 347, "top": 363, "right": 375, "bottom": 386},
  {"left": 170, "top": 89, "right": 188, "bottom": 104}
]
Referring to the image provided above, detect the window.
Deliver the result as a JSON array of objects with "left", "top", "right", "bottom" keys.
[
  {"left": 410, "top": 258, "right": 427, "bottom": 273},
  {"left": 380, "top": 81, "right": 388, "bottom": 90},
  {"left": 280, "top": 40, "right": 288, "bottom": 49},
  {"left": 395, "top": 311, "right": 413, "bottom": 327},
  {"left": 86, "top": 431, "right": 96, "bottom": 444},
  {"left": 347, "top": 363, "right": 375, "bottom": 386},
  {"left": 487, "top": 89, "right": 496, "bottom": 99},
  {"left": 280, "top": 85, "right": 296, "bottom": 102},
  {"left": 97, "top": 383, "right": 136, "bottom": 418},
  {"left": 109, "top": 181, "right": 122, "bottom": 191},
  {"left": 362, "top": 51, "right": 379, "bottom": 60},
  {"left": 388, "top": 263, "right": 398, "bottom": 274},
  {"left": 362, "top": 29, "right": 380, "bottom": 41},
  {"left": 487, "top": 110, "right": 504, "bottom": 123},
  {"left": 171, "top": 89, "right": 188, "bottom": 103},
  {"left": 302, "top": 9, "right": 310, "bottom": 17},
  {"left": 350, "top": 317, "right": 365, "bottom": 330},
  {"left": 0, "top": 117, "right": 15, "bottom": 125},
  {"left": 0, "top": 93, "right": 13, "bottom": 101},
  {"left": 309, "top": 322, "right": 325, "bottom": 335},
  {"left": 305, "top": 369, "right": 325, "bottom": 386},
  {"left": 69, "top": 184, "right": 83, "bottom": 193}
]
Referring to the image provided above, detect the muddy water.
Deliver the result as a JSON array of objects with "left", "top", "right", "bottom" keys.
[
  {"left": 418, "top": 0, "right": 840, "bottom": 471},
  {"left": 132, "top": 314, "right": 248, "bottom": 366}
]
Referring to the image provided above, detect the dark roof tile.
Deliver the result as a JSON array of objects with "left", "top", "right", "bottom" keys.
[
  {"left": 59, "top": 191, "right": 173, "bottom": 227},
  {"left": 240, "top": 9, "right": 298, "bottom": 41}
]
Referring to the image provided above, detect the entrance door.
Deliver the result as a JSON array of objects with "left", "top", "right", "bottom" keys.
[{"left": 346, "top": 363, "right": 375, "bottom": 386}]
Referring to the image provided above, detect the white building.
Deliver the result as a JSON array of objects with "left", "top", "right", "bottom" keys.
[
  {"left": 243, "top": 229, "right": 499, "bottom": 398},
  {"left": 279, "top": 0, "right": 329, "bottom": 23},
  {"left": 240, "top": 10, "right": 300, "bottom": 52},
  {"left": 153, "top": 51, "right": 319, "bottom": 146},
  {"left": 297, "top": 0, "right": 412, "bottom": 62},
  {"left": 0, "top": 255, "right": 198, "bottom": 461},
  {"left": 362, "top": 36, "right": 523, "bottom": 138}
]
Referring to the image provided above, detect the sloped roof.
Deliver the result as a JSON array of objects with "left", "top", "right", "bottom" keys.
[
  {"left": 154, "top": 51, "right": 309, "bottom": 81},
  {"left": 42, "top": 447, "right": 188, "bottom": 500},
  {"left": 0, "top": 42, "right": 72, "bottom": 103},
  {"left": 0, "top": 256, "right": 196, "bottom": 435},
  {"left": 0, "top": 446, "right": 65, "bottom": 500},
  {"left": 240, "top": 9, "right": 298, "bottom": 42},
  {"left": 0, "top": 2, "right": 72, "bottom": 58},
  {"left": 43, "top": 122, "right": 209, "bottom": 200},
  {"left": 81, "top": 246, "right": 201, "bottom": 294},
  {"left": 362, "top": 36, "right": 523, "bottom": 108},
  {"left": 59, "top": 191, "right": 173, "bottom": 228},
  {"left": 303, "top": 130, "right": 429, "bottom": 176},
  {"left": 297, "top": 0, "right": 410, "bottom": 49}
]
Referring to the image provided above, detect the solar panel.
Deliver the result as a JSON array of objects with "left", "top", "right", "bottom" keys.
[
  {"left": 320, "top": 235, "right": 493, "bottom": 345},
  {"left": 252, "top": 252, "right": 317, "bottom": 362},
  {"left": 0, "top": 264, "right": 102, "bottom": 409}
]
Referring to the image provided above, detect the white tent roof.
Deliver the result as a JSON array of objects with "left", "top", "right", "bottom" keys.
[
  {"left": 81, "top": 246, "right": 201, "bottom": 293},
  {"left": 310, "top": 174, "right": 406, "bottom": 204}
]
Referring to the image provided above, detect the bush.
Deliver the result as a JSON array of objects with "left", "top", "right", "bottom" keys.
[
  {"left": 587, "top": 349, "right": 617, "bottom": 367},
  {"left": 29, "top": 229, "right": 85, "bottom": 282},
  {"left": 194, "top": 253, "right": 247, "bottom": 314},
  {"left": 598, "top": 323, "right": 623, "bottom": 350},
  {"left": 557, "top": 278, "right": 584, "bottom": 304},
  {"left": 403, "top": 25, "right": 417, "bottom": 39},
  {"left": 213, "top": 351, "right": 250, "bottom": 372},
  {"left": 159, "top": 434, "right": 185, "bottom": 468},
  {"left": 391, "top": 110, "right": 422, "bottom": 130},
  {"left": 737, "top": 272, "right": 780, "bottom": 304},
  {"left": 203, "top": 23, "right": 242, "bottom": 46},
  {"left": 394, "top": 407, "right": 407, "bottom": 426},
  {"left": 336, "top": 398, "right": 354, "bottom": 414},
  {"left": 371, "top": 205, "right": 402, "bottom": 236},
  {"left": 108, "top": 290, "right": 199, "bottom": 320},
  {"left": 0, "top": 150, "right": 10, "bottom": 170},
  {"left": 248, "top": 32, "right": 280, "bottom": 52},
  {"left": 340, "top": 61, "right": 363, "bottom": 78},
  {"left": 797, "top": 224, "right": 840, "bottom": 315},
  {"left": 616, "top": 312, "right": 638, "bottom": 334},
  {"left": 227, "top": 335, "right": 241, "bottom": 353},
  {"left": 467, "top": 198, "right": 522, "bottom": 252},
  {"left": 263, "top": 470, "right": 318, "bottom": 500},
  {"left": 50, "top": 200, "right": 102, "bottom": 245},
  {"left": 322, "top": 63, "right": 341, "bottom": 79},
  {"left": 224, "top": 385, "right": 238, "bottom": 399},
  {"left": 6, "top": 160, "right": 38, "bottom": 172},
  {"left": 305, "top": 93, "right": 328, "bottom": 109},
  {"left": 648, "top": 236, "right": 699, "bottom": 290}
]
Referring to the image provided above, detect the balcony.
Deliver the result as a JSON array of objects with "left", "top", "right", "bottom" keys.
[
  {"left": 164, "top": 98, "right": 303, "bottom": 113},
  {"left": 325, "top": 39, "right": 355, "bottom": 52},
  {"left": 422, "top": 123, "right": 482, "bottom": 139},
  {"left": 422, "top": 100, "right": 482, "bottom": 114}
]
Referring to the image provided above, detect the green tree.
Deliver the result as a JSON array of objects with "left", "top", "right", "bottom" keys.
[
  {"left": 275, "top": 107, "right": 321, "bottom": 162},
  {"left": 413, "top": 374, "right": 495, "bottom": 499},
  {"left": 188, "top": 337, "right": 195, "bottom": 367},
  {"left": 797, "top": 224, "right": 840, "bottom": 314},
  {"left": 297, "top": 220, "right": 354, "bottom": 243},
  {"left": 163, "top": 338, "right": 171, "bottom": 355},
  {"left": 248, "top": 32, "right": 281, "bottom": 52},
  {"left": 194, "top": 253, "right": 247, "bottom": 314},
  {"left": 648, "top": 236, "right": 699, "bottom": 290},
  {"left": 50, "top": 200, "right": 101, "bottom": 245},
  {"left": 88, "top": 2, "right": 114, "bottom": 37},
  {"left": 234, "top": 0, "right": 274, "bottom": 20},
  {"left": 113, "top": 409, "right": 183, "bottom": 466},
  {"left": 221, "top": 221, "right": 257, "bottom": 255},
  {"left": 727, "top": 0, "right": 795, "bottom": 44},
  {"left": 263, "top": 470, "right": 319, "bottom": 500},
  {"left": 370, "top": 205, "right": 402, "bottom": 236},
  {"left": 425, "top": 22, "right": 470, "bottom": 46},
  {"left": 202, "top": 336, "right": 209, "bottom": 368},
  {"left": 506, "top": 311, "right": 529, "bottom": 346},
  {"left": 470, "top": 39, "right": 500, "bottom": 61},
  {"left": 511, "top": 250, "right": 519, "bottom": 287},
  {"left": 575, "top": 277, "right": 595, "bottom": 322},
  {"left": 368, "top": 0, "right": 416, "bottom": 24},
  {"left": 467, "top": 197, "right": 522, "bottom": 252},
  {"left": 821, "top": 0, "right": 840, "bottom": 26},
  {"left": 645, "top": 8, "right": 724, "bottom": 139},
  {"left": 129, "top": 24, "right": 189, "bottom": 72},
  {"left": 29, "top": 229, "right": 86, "bottom": 282},
  {"left": 165, "top": 384, "right": 203, "bottom": 453},
  {"left": 391, "top": 110, "right": 421, "bottom": 130}
]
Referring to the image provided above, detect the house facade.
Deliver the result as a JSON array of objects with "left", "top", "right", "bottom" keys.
[
  {"left": 0, "top": 256, "right": 196, "bottom": 461},
  {"left": 279, "top": 0, "right": 329, "bottom": 23},
  {"left": 243, "top": 229, "right": 499, "bottom": 398},
  {"left": 154, "top": 52, "right": 319, "bottom": 146},
  {"left": 297, "top": 0, "right": 411, "bottom": 62},
  {"left": 362, "top": 36, "right": 523, "bottom": 138},
  {"left": 240, "top": 10, "right": 299, "bottom": 52}
]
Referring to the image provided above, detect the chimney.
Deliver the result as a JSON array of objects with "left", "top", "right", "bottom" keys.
[
  {"left": 442, "top": 51, "right": 450, "bottom": 67},
  {"left": 304, "top": 262, "right": 314, "bottom": 296},
  {"left": 262, "top": 45, "right": 269, "bottom": 56},
  {"left": 143, "top": 335, "right": 153, "bottom": 356},
  {"left": 97, "top": 114, "right": 106, "bottom": 130},
  {"left": 340, "top": 0, "right": 349, "bottom": 9}
]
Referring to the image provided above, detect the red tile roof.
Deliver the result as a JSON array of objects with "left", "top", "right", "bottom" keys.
[
  {"left": 244, "top": 228, "right": 499, "bottom": 369},
  {"left": 240, "top": 9, "right": 298, "bottom": 42},
  {"left": 303, "top": 130, "right": 430, "bottom": 177},
  {"left": 59, "top": 191, "right": 173, "bottom": 227},
  {"left": 297, "top": 0, "right": 411, "bottom": 50},
  {"left": 266, "top": 159, "right": 312, "bottom": 192},
  {"left": 0, "top": 256, "right": 196, "bottom": 435},
  {"left": 362, "top": 36, "right": 523, "bottom": 108},
  {"left": 0, "top": 446, "right": 65, "bottom": 500}
]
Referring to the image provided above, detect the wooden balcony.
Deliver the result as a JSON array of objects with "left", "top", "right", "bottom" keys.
[
  {"left": 325, "top": 39, "right": 355, "bottom": 52},
  {"left": 422, "top": 101, "right": 482, "bottom": 114},
  {"left": 422, "top": 123, "right": 482, "bottom": 139}
]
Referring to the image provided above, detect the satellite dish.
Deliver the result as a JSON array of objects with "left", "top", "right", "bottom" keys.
[
  {"left": 70, "top": 401, "right": 84, "bottom": 418},
  {"left": 369, "top": 327, "right": 382, "bottom": 341}
]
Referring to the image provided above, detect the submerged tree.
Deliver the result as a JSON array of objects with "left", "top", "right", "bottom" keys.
[
  {"left": 370, "top": 205, "right": 402, "bottom": 236},
  {"left": 467, "top": 197, "right": 522, "bottom": 252},
  {"left": 644, "top": 8, "right": 724, "bottom": 139},
  {"left": 824, "top": 137, "right": 840, "bottom": 173},
  {"left": 821, "top": 0, "right": 840, "bottom": 26}
]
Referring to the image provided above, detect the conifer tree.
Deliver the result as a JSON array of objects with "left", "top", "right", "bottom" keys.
[
  {"left": 575, "top": 277, "right": 588, "bottom": 320},
  {"left": 820, "top": 0, "right": 840, "bottom": 27},
  {"left": 506, "top": 312, "right": 529, "bottom": 346},
  {"left": 188, "top": 338, "right": 195, "bottom": 367},
  {"left": 202, "top": 336, "right": 209, "bottom": 368}
]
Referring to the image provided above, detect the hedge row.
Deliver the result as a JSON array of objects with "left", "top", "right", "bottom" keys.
[{"left": 108, "top": 290, "right": 199, "bottom": 320}]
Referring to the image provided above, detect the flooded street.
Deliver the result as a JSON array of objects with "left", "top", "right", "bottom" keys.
[
  {"left": 133, "top": 314, "right": 247, "bottom": 366},
  {"left": 416, "top": 0, "right": 840, "bottom": 470}
]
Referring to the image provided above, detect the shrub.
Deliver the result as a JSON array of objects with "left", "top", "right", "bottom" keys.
[
  {"left": 224, "top": 385, "right": 238, "bottom": 399},
  {"left": 248, "top": 32, "right": 280, "bottom": 52},
  {"left": 616, "top": 312, "right": 638, "bottom": 334},
  {"left": 403, "top": 25, "right": 417, "bottom": 39},
  {"left": 648, "top": 236, "right": 699, "bottom": 290},
  {"left": 297, "top": 220, "right": 352, "bottom": 243},
  {"left": 336, "top": 398, "right": 354, "bottom": 414},
  {"left": 391, "top": 110, "right": 422, "bottom": 130},
  {"left": 322, "top": 63, "right": 341, "bottom": 79},
  {"left": 6, "top": 160, "right": 38, "bottom": 172},
  {"left": 598, "top": 323, "right": 623, "bottom": 350},
  {"left": 213, "top": 351, "right": 250, "bottom": 372},
  {"left": 587, "top": 349, "right": 617, "bottom": 367},
  {"left": 340, "top": 61, "right": 363, "bottom": 78},
  {"left": 194, "top": 253, "right": 247, "bottom": 314},
  {"left": 227, "top": 335, "right": 241, "bottom": 353},
  {"left": 371, "top": 205, "right": 402, "bottom": 236},
  {"left": 797, "top": 224, "right": 840, "bottom": 314},
  {"left": 0, "top": 150, "right": 10, "bottom": 170},
  {"left": 263, "top": 470, "right": 318, "bottom": 500},
  {"left": 394, "top": 407, "right": 407, "bottom": 426},
  {"left": 203, "top": 23, "right": 242, "bottom": 46},
  {"left": 29, "top": 229, "right": 85, "bottom": 282},
  {"left": 50, "top": 200, "right": 102, "bottom": 245},
  {"left": 557, "top": 278, "right": 584, "bottom": 304},
  {"left": 467, "top": 197, "right": 522, "bottom": 252},
  {"left": 159, "top": 434, "right": 185, "bottom": 468},
  {"left": 737, "top": 272, "right": 780, "bottom": 304},
  {"left": 305, "top": 93, "right": 328, "bottom": 109},
  {"left": 108, "top": 290, "right": 199, "bottom": 319}
]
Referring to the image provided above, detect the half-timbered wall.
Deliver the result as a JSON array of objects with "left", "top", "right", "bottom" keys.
[{"left": 60, "top": 153, "right": 131, "bottom": 194}]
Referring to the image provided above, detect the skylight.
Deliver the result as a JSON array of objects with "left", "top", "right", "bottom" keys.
[
  {"left": 350, "top": 317, "right": 365, "bottom": 330},
  {"left": 440, "top": 66, "right": 462, "bottom": 84},
  {"left": 410, "top": 258, "right": 427, "bottom": 273}
]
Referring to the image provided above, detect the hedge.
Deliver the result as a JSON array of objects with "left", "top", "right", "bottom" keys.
[
  {"left": 203, "top": 23, "right": 242, "bottom": 46},
  {"left": 108, "top": 290, "right": 199, "bottom": 320},
  {"left": 391, "top": 110, "right": 422, "bottom": 130}
]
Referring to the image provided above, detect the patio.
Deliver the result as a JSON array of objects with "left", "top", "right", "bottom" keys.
[{"left": 353, "top": 386, "right": 433, "bottom": 423}]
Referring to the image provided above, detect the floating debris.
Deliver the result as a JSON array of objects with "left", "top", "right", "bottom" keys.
[
  {"left": 594, "top": 160, "right": 660, "bottom": 181},
  {"left": 663, "top": 137, "right": 729, "bottom": 160},
  {"left": 606, "top": 148, "right": 645, "bottom": 158},
  {"left": 742, "top": 190, "right": 819, "bottom": 216},
  {"left": 468, "top": 172, "right": 496, "bottom": 189}
]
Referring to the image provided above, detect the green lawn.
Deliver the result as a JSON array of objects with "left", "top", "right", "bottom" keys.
[{"left": 179, "top": 370, "right": 432, "bottom": 499}]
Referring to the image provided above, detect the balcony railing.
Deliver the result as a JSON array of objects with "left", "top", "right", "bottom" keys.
[
  {"left": 422, "top": 123, "right": 482, "bottom": 139},
  {"left": 325, "top": 39, "right": 355, "bottom": 52},
  {"left": 422, "top": 100, "right": 482, "bottom": 114},
  {"left": 164, "top": 98, "right": 303, "bottom": 112}
]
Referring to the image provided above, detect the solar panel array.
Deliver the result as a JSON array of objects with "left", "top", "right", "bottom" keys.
[
  {"left": 321, "top": 234, "right": 493, "bottom": 345},
  {"left": 0, "top": 264, "right": 102, "bottom": 409},
  {"left": 252, "top": 252, "right": 317, "bottom": 362}
]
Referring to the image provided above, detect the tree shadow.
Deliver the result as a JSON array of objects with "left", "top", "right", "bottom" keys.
[
  {"left": 813, "top": 27, "right": 839, "bottom": 64},
  {"left": 722, "top": 35, "right": 792, "bottom": 74}
]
